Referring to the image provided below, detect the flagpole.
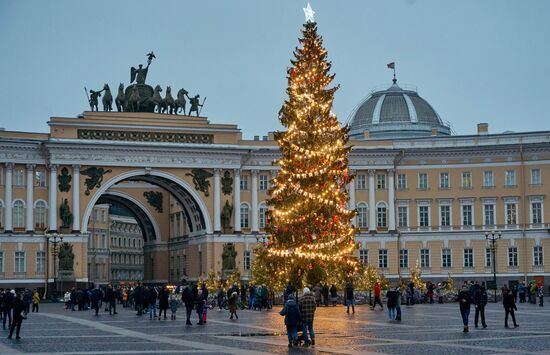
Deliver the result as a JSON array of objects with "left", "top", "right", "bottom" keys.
[{"left": 393, "top": 65, "right": 396, "bottom": 84}]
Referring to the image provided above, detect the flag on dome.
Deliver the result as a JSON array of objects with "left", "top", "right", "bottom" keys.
[{"left": 387, "top": 62, "right": 395, "bottom": 69}]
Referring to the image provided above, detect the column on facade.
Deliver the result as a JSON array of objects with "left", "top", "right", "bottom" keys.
[
  {"left": 348, "top": 170, "right": 356, "bottom": 226},
  {"left": 213, "top": 168, "right": 221, "bottom": 233},
  {"left": 388, "top": 168, "right": 396, "bottom": 231},
  {"left": 4, "top": 163, "right": 13, "bottom": 232},
  {"left": 72, "top": 164, "right": 80, "bottom": 232},
  {"left": 368, "top": 169, "right": 376, "bottom": 232},
  {"left": 26, "top": 164, "right": 35, "bottom": 232},
  {"left": 233, "top": 169, "right": 241, "bottom": 233},
  {"left": 251, "top": 170, "right": 259, "bottom": 233},
  {"left": 48, "top": 164, "right": 58, "bottom": 232}
]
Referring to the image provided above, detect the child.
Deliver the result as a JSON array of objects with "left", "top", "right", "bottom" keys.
[
  {"left": 202, "top": 298, "right": 209, "bottom": 323},
  {"left": 169, "top": 293, "right": 178, "bottom": 320}
]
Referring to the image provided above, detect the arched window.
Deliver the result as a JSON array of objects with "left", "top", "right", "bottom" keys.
[
  {"left": 259, "top": 203, "right": 268, "bottom": 229},
  {"left": 240, "top": 203, "right": 249, "bottom": 228},
  {"left": 13, "top": 200, "right": 25, "bottom": 228},
  {"left": 357, "top": 202, "right": 368, "bottom": 228},
  {"left": 377, "top": 202, "right": 387, "bottom": 228},
  {"left": 35, "top": 200, "right": 47, "bottom": 230}
]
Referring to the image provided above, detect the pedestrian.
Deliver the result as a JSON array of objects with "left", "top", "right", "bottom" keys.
[
  {"left": 32, "top": 289, "right": 40, "bottom": 313},
  {"left": 0, "top": 288, "right": 5, "bottom": 321},
  {"left": 329, "top": 284, "right": 338, "bottom": 306},
  {"left": 427, "top": 282, "right": 435, "bottom": 304},
  {"left": 7, "top": 293, "right": 25, "bottom": 340},
  {"left": 371, "top": 282, "right": 383, "bottom": 310},
  {"left": 530, "top": 282, "right": 537, "bottom": 304},
  {"left": 22, "top": 289, "right": 32, "bottom": 314},
  {"left": 298, "top": 287, "right": 316, "bottom": 347},
  {"left": 216, "top": 286, "right": 225, "bottom": 311},
  {"left": 169, "top": 292, "right": 178, "bottom": 320},
  {"left": 3, "top": 288, "right": 14, "bottom": 329},
  {"left": 386, "top": 286, "right": 398, "bottom": 321},
  {"left": 503, "top": 286, "right": 519, "bottom": 328},
  {"left": 537, "top": 284, "right": 544, "bottom": 307},
  {"left": 284, "top": 283, "right": 296, "bottom": 304},
  {"left": 518, "top": 282, "right": 526, "bottom": 303},
  {"left": 181, "top": 281, "right": 195, "bottom": 326},
  {"left": 313, "top": 284, "right": 322, "bottom": 306},
  {"left": 345, "top": 281, "right": 355, "bottom": 314},
  {"left": 260, "top": 284, "right": 269, "bottom": 310},
  {"left": 148, "top": 287, "right": 158, "bottom": 320},
  {"left": 322, "top": 284, "right": 329, "bottom": 307},
  {"left": 473, "top": 284, "right": 488, "bottom": 328},
  {"left": 106, "top": 285, "right": 117, "bottom": 315},
  {"left": 158, "top": 286, "right": 169, "bottom": 320},
  {"left": 134, "top": 282, "right": 144, "bottom": 316},
  {"left": 240, "top": 284, "right": 247, "bottom": 305},
  {"left": 195, "top": 288, "right": 205, "bottom": 325},
  {"left": 91, "top": 285, "right": 102, "bottom": 316},
  {"left": 280, "top": 293, "right": 301, "bottom": 347},
  {"left": 395, "top": 285, "right": 402, "bottom": 321},
  {"left": 458, "top": 284, "right": 472, "bottom": 332},
  {"left": 228, "top": 291, "right": 239, "bottom": 320},
  {"left": 248, "top": 284, "right": 256, "bottom": 310}
]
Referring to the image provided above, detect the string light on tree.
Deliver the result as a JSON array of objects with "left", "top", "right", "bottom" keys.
[{"left": 252, "top": 5, "right": 358, "bottom": 289}]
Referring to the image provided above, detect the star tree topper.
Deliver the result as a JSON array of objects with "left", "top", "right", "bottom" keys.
[{"left": 303, "top": 3, "right": 315, "bottom": 23}]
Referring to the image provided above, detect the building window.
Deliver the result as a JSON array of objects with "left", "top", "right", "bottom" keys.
[
  {"left": 531, "top": 202, "right": 542, "bottom": 224},
  {"left": 463, "top": 248, "right": 473, "bottom": 268},
  {"left": 244, "top": 250, "right": 251, "bottom": 270},
  {"left": 35, "top": 170, "right": 47, "bottom": 187},
  {"left": 419, "top": 206, "right": 430, "bottom": 227},
  {"left": 484, "top": 203, "right": 495, "bottom": 226},
  {"left": 378, "top": 249, "right": 388, "bottom": 268},
  {"left": 36, "top": 251, "right": 46, "bottom": 274},
  {"left": 359, "top": 249, "right": 368, "bottom": 264},
  {"left": 508, "top": 247, "right": 518, "bottom": 267},
  {"left": 420, "top": 249, "right": 430, "bottom": 268},
  {"left": 398, "top": 206, "right": 408, "bottom": 228},
  {"left": 442, "top": 248, "right": 452, "bottom": 268},
  {"left": 35, "top": 201, "right": 47, "bottom": 230},
  {"left": 461, "top": 172, "right": 472, "bottom": 189},
  {"left": 357, "top": 203, "right": 368, "bottom": 228},
  {"left": 418, "top": 173, "right": 428, "bottom": 189},
  {"left": 101, "top": 210, "right": 106, "bottom": 223},
  {"left": 439, "top": 172, "right": 449, "bottom": 189},
  {"left": 531, "top": 169, "right": 541, "bottom": 185},
  {"left": 399, "top": 249, "right": 408, "bottom": 269},
  {"left": 534, "top": 246, "right": 543, "bottom": 266},
  {"left": 377, "top": 174, "right": 386, "bottom": 189},
  {"left": 240, "top": 203, "right": 249, "bottom": 228},
  {"left": 13, "top": 200, "right": 24, "bottom": 228},
  {"left": 485, "top": 248, "right": 492, "bottom": 267},
  {"left": 259, "top": 175, "right": 269, "bottom": 191},
  {"left": 440, "top": 205, "right": 451, "bottom": 227},
  {"left": 397, "top": 174, "right": 407, "bottom": 190},
  {"left": 15, "top": 251, "right": 25, "bottom": 273},
  {"left": 356, "top": 175, "right": 367, "bottom": 190},
  {"left": 377, "top": 203, "right": 387, "bottom": 228},
  {"left": 240, "top": 175, "right": 248, "bottom": 191},
  {"left": 14, "top": 168, "right": 25, "bottom": 186},
  {"left": 259, "top": 203, "right": 268, "bottom": 229},
  {"left": 462, "top": 204, "right": 472, "bottom": 226},
  {"left": 483, "top": 171, "right": 494, "bottom": 187},
  {"left": 506, "top": 203, "right": 517, "bottom": 225},
  {"left": 505, "top": 170, "right": 516, "bottom": 187}
]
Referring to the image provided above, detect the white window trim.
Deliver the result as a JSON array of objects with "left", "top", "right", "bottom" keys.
[
  {"left": 441, "top": 248, "right": 452, "bottom": 268},
  {"left": 528, "top": 196, "right": 545, "bottom": 225},
  {"left": 417, "top": 202, "right": 431, "bottom": 230},
  {"left": 376, "top": 201, "right": 388, "bottom": 228},
  {"left": 397, "top": 204, "right": 409, "bottom": 230},
  {"left": 533, "top": 245, "right": 544, "bottom": 266},
  {"left": 438, "top": 199, "right": 452, "bottom": 229},
  {"left": 14, "top": 250, "right": 26, "bottom": 273},
  {"left": 357, "top": 201, "right": 368, "bottom": 229},
  {"left": 531, "top": 169, "right": 541, "bottom": 185},
  {"left": 459, "top": 200, "right": 475, "bottom": 229},
  {"left": 439, "top": 172, "right": 450, "bottom": 189},
  {"left": 463, "top": 248, "right": 474, "bottom": 268},
  {"left": 504, "top": 199, "right": 519, "bottom": 228},
  {"left": 483, "top": 171, "right": 494, "bottom": 187},
  {"left": 418, "top": 173, "right": 428, "bottom": 189},
  {"left": 240, "top": 202, "right": 250, "bottom": 228},
  {"left": 420, "top": 248, "right": 430, "bottom": 268}
]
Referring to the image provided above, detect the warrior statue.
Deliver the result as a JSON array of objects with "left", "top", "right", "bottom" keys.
[
  {"left": 58, "top": 243, "right": 74, "bottom": 272},
  {"left": 221, "top": 200, "right": 233, "bottom": 232},
  {"left": 187, "top": 94, "right": 203, "bottom": 117},
  {"left": 222, "top": 243, "right": 237, "bottom": 271},
  {"left": 88, "top": 88, "right": 104, "bottom": 112},
  {"left": 59, "top": 198, "right": 73, "bottom": 228}
]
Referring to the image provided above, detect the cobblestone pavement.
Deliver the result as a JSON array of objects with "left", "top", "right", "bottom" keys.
[{"left": 1, "top": 301, "right": 550, "bottom": 354}]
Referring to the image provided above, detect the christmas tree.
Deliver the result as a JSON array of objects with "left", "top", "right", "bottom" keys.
[
  {"left": 253, "top": 14, "right": 358, "bottom": 289},
  {"left": 410, "top": 259, "right": 426, "bottom": 290}
]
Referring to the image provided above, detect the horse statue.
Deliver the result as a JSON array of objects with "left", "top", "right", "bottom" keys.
[
  {"left": 115, "top": 83, "right": 125, "bottom": 112},
  {"left": 102, "top": 84, "right": 113, "bottom": 112},
  {"left": 151, "top": 85, "right": 166, "bottom": 113},
  {"left": 127, "top": 85, "right": 141, "bottom": 112},
  {"left": 164, "top": 86, "right": 176, "bottom": 114},
  {"left": 175, "top": 88, "right": 188, "bottom": 115}
]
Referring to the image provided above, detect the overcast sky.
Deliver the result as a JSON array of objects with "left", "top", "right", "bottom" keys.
[{"left": 1, "top": 0, "right": 549, "bottom": 138}]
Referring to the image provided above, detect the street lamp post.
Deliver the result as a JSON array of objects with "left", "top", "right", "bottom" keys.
[
  {"left": 485, "top": 230, "right": 501, "bottom": 303},
  {"left": 45, "top": 232, "right": 64, "bottom": 298}
]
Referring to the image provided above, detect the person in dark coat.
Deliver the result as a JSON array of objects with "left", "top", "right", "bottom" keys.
[
  {"left": 158, "top": 286, "right": 169, "bottom": 320},
  {"left": 458, "top": 285, "right": 472, "bottom": 332},
  {"left": 503, "top": 287, "right": 519, "bottom": 328},
  {"left": 386, "top": 287, "right": 398, "bottom": 320},
  {"left": 284, "top": 283, "right": 296, "bottom": 303},
  {"left": 228, "top": 291, "right": 239, "bottom": 320},
  {"left": 22, "top": 289, "right": 32, "bottom": 314},
  {"left": 147, "top": 287, "right": 158, "bottom": 320},
  {"left": 7, "top": 293, "right": 25, "bottom": 339},
  {"left": 106, "top": 285, "right": 117, "bottom": 315},
  {"left": 2, "top": 289, "right": 14, "bottom": 329},
  {"left": 134, "top": 283, "right": 144, "bottom": 315},
  {"left": 195, "top": 289, "right": 206, "bottom": 325},
  {"left": 329, "top": 284, "right": 338, "bottom": 306},
  {"left": 280, "top": 293, "right": 301, "bottom": 347},
  {"left": 345, "top": 282, "right": 355, "bottom": 314},
  {"left": 248, "top": 284, "right": 256, "bottom": 309},
  {"left": 298, "top": 287, "right": 317, "bottom": 347},
  {"left": 181, "top": 281, "right": 195, "bottom": 325},
  {"left": 321, "top": 284, "right": 330, "bottom": 307},
  {"left": 91, "top": 285, "right": 102, "bottom": 316},
  {"left": 473, "top": 283, "right": 488, "bottom": 328}
]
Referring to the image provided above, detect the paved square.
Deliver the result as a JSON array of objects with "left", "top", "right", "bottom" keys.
[{"left": 1, "top": 301, "right": 550, "bottom": 354}]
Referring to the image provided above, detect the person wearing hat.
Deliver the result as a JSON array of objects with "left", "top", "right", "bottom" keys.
[
  {"left": 280, "top": 293, "right": 301, "bottom": 347},
  {"left": 228, "top": 291, "right": 239, "bottom": 320},
  {"left": 298, "top": 287, "right": 317, "bottom": 347}
]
